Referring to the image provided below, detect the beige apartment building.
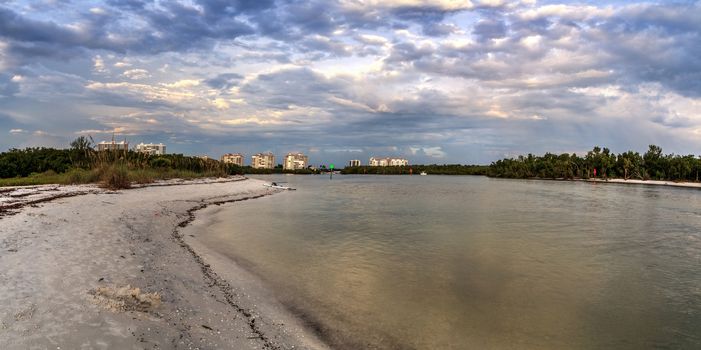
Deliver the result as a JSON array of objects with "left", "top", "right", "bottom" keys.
[
  {"left": 349, "top": 159, "right": 361, "bottom": 167},
  {"left": 135, "top": 143, "right": 166, "bottom": 155},
  {"left": 221, "top": 153, "right": 244, "bottom": 166},
  {"left": 369, "top": 157, "right": 409, "bottom": 167},
  {"left": 252, "top": 152, "right": 275, "bottom": 169},
  {"left": 283, "top": 152, "right": 309, "bottom": 170}
]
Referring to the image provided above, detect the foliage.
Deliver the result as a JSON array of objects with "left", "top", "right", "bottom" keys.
[
  {"left": 487, "top": 145, "right": 701, "bottom": 182},
  {"left": 0, "top": 137, "right": 322, "bottom": 187}
]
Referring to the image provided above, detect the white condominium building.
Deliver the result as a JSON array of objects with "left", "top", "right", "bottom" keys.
[
  {"left": 349, "top": 159, "right": 361, "bottom": 167},
  {"left": 283, "top": 152, "right": 309, "bottom": 170},
  {"left": 135, "top": 143, "right": 166, "bottom": 155},
  {"left": 221, "top": 153, "right": 244, "bottom": 166},
  {"left": 97, "top": 140, "right": 128, "bottom": 152},
  {"left": 369, "top": 157, "right": 409, "bottom": 167},
  {"left": 389, "top": 158, "right": 409, "bottom": 166},
  {"left": 252, "top": 152, "right": 275, "bottom": 169}
]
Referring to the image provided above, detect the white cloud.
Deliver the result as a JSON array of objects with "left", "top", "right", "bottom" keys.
[
  {"left": 93, "top": 55, "right": 107, "bottom": 73},
  {"left": 122, "top": 69, "right": 151, "bottom": 80},
  {"left": 162, "top": 79, "right": 201, "bottom": 88},
  {"left": 89, "top": 7, "right": 107, "bottom": 15},
  {"left": 342, "top": 0, "right": 475, "bottom": 11},
  {"left": 357, "top": 34, "right": 389, "bottom": 46},
  {"left": 423, "top": 146, "right": 446, "bottom": 158},
  {"left": 211, "top": 98, "right": 230, "bottom": 110},
  {"left": 9, "top": 129, "right": 26, "bottom": 134}
]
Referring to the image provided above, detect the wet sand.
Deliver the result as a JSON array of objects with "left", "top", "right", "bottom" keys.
[{"left": 0, "top": 177, "right": 328, "bottom": 349}]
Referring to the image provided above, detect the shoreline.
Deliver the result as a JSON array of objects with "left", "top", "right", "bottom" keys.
[
  {"left": 488, "top": 176, "right": 701, "bottom": 189},
  {"left": 0, "top": 177, "right": 328, "bottom": 349}
]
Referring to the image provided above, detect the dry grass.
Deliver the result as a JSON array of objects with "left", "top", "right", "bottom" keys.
[
  {"left": 0, "top": 167, "right": 226, "bottom": 188},
  {"left": 98, "top": 164, "right": 131, "bottom": 190}
]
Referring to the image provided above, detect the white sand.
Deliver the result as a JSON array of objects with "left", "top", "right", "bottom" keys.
[
  {"left": 0, "top": 177, "right": 329, "bottom": 349},
  {"left": 583, "top": 178, "right": 701, "bottom": 189}
]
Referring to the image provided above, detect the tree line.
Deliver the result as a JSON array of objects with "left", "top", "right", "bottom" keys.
[
  {"left": 488, "top": 145, "right": 701, "bottom": 181},
  {"left": 2, "top": 140, "right": 699, "bottom": 183},
  {"left": 341, "top": 164, "right": 488, "bottom": 175},
  {"left": 0, "top": 137, "right": 319, "bottom": 179}
]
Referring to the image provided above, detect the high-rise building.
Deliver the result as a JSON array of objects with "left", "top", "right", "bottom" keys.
[
  {"left": 135, "top": 143, "right": 166, "bottom": 155},
  {"left": 369, "top": 157, "right": 408, "bottom": 167},
  {"left": 252, "top": 152, "right": 275, "bottom": 169},
  {"left": 349, "top": 159, "right": 361, "bottom": 167},
  {"left": 97, "top": 140, "right": 128, "bottom": 152},
  {"left": 221, "top": 153, "right": 244, "bottom": 166},
  {"left": 283, "top": 153, "right": 309, "bottom": 170}
]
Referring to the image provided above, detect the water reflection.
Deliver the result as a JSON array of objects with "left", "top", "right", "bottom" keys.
[{"left": 199, "top": 176, "right": 701, "bottom": 349}]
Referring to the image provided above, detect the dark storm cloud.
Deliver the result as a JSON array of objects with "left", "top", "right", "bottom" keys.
[
  {"left": 0, "top": 2, "right": 255, "bottom": 58},
  {"left": 242, "top": 69, "right": 343, "bottom": 99},
  {"left": 238, "top": 67, "right": 496, "bottom": 141},
  {"left": 0, "top": 7, "right": 92, "bottom": 51},
  {"left": 473, "top": 18, "right": 507, "bottom": 41},
  {"left": 205, "top": 73, "right": 244, "bottom": 90},
  {"left": 593, "top": 3, "right": 701, "bottom": 97}
]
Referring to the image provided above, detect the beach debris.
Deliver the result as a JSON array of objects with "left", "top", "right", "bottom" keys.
[
  {"left": 89, "top": 285, "right": 161, "bottom": 313},
  {"left": 14, "top": 304, "right": 36, "bottom": 321}
]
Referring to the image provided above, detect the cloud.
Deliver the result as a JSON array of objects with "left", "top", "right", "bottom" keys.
[
  {"left": 162, "top": 79, "right": 200, "bottom": 89},
  {"left": 122, "top": 69, "right": 151, "bottom": 80},
  {"left": 0, "top": 73, "right": 19, "bottom": 96},
  {"left": 93, "top": 55, "right": 107, "bottom": 73},
  {"left": 205, "top": 73, "right": 243, "bottom": 90},
  {"left": 0, "top": 0, "right": 700, "bottom": 163}
]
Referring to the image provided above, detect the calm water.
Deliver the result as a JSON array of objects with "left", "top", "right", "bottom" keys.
[{"left": 199, "top": 175, "right": 701, "bottom": 349}]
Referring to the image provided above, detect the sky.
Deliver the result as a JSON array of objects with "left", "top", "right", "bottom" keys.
[{"left": 0, "top": 0, "right": 700, "bottom": 165}]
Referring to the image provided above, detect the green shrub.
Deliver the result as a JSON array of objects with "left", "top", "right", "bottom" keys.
[{"left": 149, "top": 157, "right": 172, "bottom": 168}]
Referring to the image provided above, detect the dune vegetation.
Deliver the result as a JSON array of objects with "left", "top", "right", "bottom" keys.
[{"left": 0, "top": 137, "right": 235, "bottom": 189}]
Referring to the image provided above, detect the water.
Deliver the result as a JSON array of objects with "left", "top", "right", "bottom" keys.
[{"left": 198, "top": 175, "right": 701, "bottom": 349}]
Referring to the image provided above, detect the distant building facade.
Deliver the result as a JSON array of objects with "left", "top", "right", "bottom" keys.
[
  {"left": 389, "top": 158, "right": 409, "bottom": 166},
  {"left": 221, "top": 153, "right": 244, "bottom": 166},
  {"left": 197, "top": 155, "right": 210, "bottom": 160},
  {"left": 135, "top": 143, "right": 166, "bottom": 155},
  {"left": 97, "top": 140, "right": 128, "bottom": 152},
  {"left": 252, "top": 152, "right": 275, "bottom": 169},
  {"left": 283, "top": 153, "right": 308, "bottom": 170},
  {"left": 349, "top": 159, "right": 361, "bottom": 167},
  {"left": 369, "top": 157, "right": 409, "bottom": 167}
]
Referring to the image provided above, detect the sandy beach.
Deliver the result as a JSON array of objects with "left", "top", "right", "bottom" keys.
[
  {"left": 0, "top": 177, "right": 329, "bottom": 350},
  {"left": 584, "top": 178, "right": 701, "bottom": 189}
]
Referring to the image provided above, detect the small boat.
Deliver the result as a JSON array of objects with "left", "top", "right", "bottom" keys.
[
  {"left": 263, "top": 182, "right": 296, "bottom": 190},
  {"left": 420, "top": 171, "right": 428, "bottom": 176}
]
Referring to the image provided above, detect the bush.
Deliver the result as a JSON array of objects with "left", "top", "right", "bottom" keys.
[
  {"left": 100, "top": 165, "right": 131, "bottom": 190},
  {"left": 149, "top": 157, "right": 172, "bottom": 168}
]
